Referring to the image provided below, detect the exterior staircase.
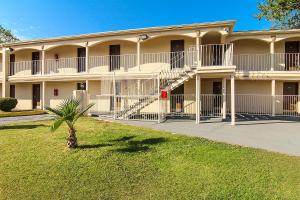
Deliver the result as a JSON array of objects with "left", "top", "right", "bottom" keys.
[{"left": 116, "top": 67, "right": 197, "bottom": 120}]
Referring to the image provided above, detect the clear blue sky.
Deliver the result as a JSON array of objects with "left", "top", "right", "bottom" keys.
[{"left": 0, "top": 0, "right": 270, "bottom": 40}]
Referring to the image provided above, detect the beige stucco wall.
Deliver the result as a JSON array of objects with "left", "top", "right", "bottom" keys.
[
  {"left": 233, "top": 39, "right": 269, "bottom": 55},
  {"left": 14, "top": 82, "right": 33, "bottom": 110},
  {"left": 44, "top": 81, "right": 76, "bottom": 108}
]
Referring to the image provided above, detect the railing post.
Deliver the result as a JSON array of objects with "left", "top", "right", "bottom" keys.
[
  {"left": 157, "top": 73, "right": 161, "bottom": 123},
  {"left": 2, "top": 48, "right": 9, "bottom": 97},
  {"left": 230, "top": 75, "right": 235, "bottom": 125},
  {"left": 222, "top": 77, "right": 227, "bottom": 119},
  {"left": 272, "top": 80, "right": 276, "bottom": 116}
]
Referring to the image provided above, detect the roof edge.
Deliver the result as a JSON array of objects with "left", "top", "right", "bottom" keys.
[{"left": 2, "top": 20, "right": 236, "bottom": 47}]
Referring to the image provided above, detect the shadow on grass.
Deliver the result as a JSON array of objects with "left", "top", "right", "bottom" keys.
[
  {"left": 78, "top": 136, "right": 167, "bottom": 153},
  {"left": 113, "top": 137, "right": 167, "bottom": 153},
  {"left": 78, "top": 143, "right": 113, "bottom": 149},
  {"left": 0, "top": 124, "right": 47, "bottom": 130}
]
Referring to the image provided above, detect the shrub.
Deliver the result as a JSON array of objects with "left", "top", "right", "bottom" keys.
[{"left": 0, "top": 98, "right": 18, "bottom": 112}]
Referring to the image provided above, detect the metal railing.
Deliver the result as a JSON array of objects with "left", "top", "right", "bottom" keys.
[
  {"left": 229, "top": 94, "right": 300, "bottom": 117},
  {"left": 45, "top": 57, "right": 86, "bottom": 75},
  {"left": 200, "top": 44, "right": 233, "bottom": 66},
  {"left": 89, "top": 54, "right": 137, "bottom": 72},
  {"left": 234, "top": 53, "right": 300, "bottom": 72},
  {"left": 9, "top": 60, "right": 42, "bottom": 76}
]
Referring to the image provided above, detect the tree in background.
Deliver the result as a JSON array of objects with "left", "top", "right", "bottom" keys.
[
  {"left": 0, "top": 25, "right": 19, "bottom": 43},
  {"left": 256, "top": 0, "right": 300, "bottom": 29}
]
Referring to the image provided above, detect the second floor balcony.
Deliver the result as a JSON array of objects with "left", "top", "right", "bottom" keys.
[
  {"left": 7, "top": 43, "right": 234, "bottom": 78},
  {"left": 233, "top": 53, "right": 300, "bottom": 72}
]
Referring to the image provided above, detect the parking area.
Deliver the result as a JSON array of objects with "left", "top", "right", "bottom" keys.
[{"left": 116, "top": 117, "right": 300, "bottom": 156}]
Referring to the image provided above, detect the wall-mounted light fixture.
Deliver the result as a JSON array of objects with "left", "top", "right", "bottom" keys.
[
  {"left": 138, "top": 34, "right": 149, "bottom": 41},
  {"left": 9, "top": 47, "right": 14, "bottom": 52}
]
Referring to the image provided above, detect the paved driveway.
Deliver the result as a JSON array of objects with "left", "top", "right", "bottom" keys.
[
  {"left": 0, "top": 114, "right": 54, "bottom": 125},
  {"left": 116, "top": 119, "right": 300, "bottom": 156}
]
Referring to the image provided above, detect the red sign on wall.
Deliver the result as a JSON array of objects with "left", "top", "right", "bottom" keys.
[{"left": 161, "top": 90, "right": 168, "bottom": 99}]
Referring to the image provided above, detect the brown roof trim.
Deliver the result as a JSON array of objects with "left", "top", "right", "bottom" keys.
[{"left": 1, "top": 20, "right": 236, "bottom": 47}]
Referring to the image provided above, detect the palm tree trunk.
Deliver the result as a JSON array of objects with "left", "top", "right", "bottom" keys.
[{"left": 67, "top": 128, "right": 78, "bottom": 148}]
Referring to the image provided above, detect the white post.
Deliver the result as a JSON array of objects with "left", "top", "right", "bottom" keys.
[
  {"left": 157, "top": 74, "right": 160, "bottom": 123},
  {"left": 42, "top": 81, "right": 46, "bottom": 110},
  {"left": 85, "top": 43, "right": 89, "bottom": 73},
  {"left": 41, "top": 50, "right": 45, "bottom": 75},
  {"left": 270, "top": 36, "right": 275, "bottom": 71},
  {"left": 2, "top": 48, "right": 9, "bottom": 97},
  {"left": 113, "top": 73, "right": 116, "bottom": 120},
  {"left": 271, "top": 79, "right": 276, "bottom": 116},
  {"left": 195, "top": 74, "right": 201, "bottom": 124},
  {"left": 222, "top": 77, "right": 227, "bottom": 119},
  {"left": 137, "top": 40, "right": 141, "bottom": 71},
  {"left": 230, "top": 75, "right": 235, "bottom": 125},
  {"left": 196, "top": 31, "right": 201, "bottom": 68},
  {"left": 85, "top": 79, "right": 89, "bottom": 93}
]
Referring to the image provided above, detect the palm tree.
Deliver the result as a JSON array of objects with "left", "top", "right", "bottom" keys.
[{"left": 45, "top": 98, "right": 94, "bottom": 148}]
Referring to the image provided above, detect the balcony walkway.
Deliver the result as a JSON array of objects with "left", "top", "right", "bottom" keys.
[{"left": 112, "top": 116, "right": 300, "bottom": 156}]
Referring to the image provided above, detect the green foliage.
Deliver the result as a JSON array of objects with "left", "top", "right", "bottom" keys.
[
  {"left": 256, "top": 0, "right": 300, "bottom": 29},
  {"left": 45, "top": 98, "right": 94, "bottom": 132},
  {"left": 0, "top": 25, "right": 19, "bottom": 43},
  {"left": 0, "top": 97, "right": 18, "bottom": 112}
]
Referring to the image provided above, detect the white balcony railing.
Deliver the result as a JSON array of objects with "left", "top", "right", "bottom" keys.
[
  {"left": 233, "top": 53, "right": 300, "bottom": 72},
  {"left": 7, "top": 44, "right": 234, "bottom": 77},
  {"left": 9, "top": 60, "right": 42, "bottom": 76},
  {"left": 45, "top": 57, "right": 86, "bottom": 75},
  {"left": 89, "top": 54, "right": 137, "bottom": 73}
]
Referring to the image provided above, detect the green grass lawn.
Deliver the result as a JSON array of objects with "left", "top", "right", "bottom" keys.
[
  {"left": 0, "top": 118, "right": 299, "bottom": 200},
  {"left": 0, "top": 110, "right": 47, "bottom": 118}
]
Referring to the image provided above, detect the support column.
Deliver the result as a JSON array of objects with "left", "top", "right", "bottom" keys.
[
  {"left": 157, "top": 74, "right": 160, "bottom": 123},
  {"left": 222, "top": 77, "right": 227, "bottom": 119},
  {"left": 271, "top": 79, "right": 276, "bottom": 116},
  {"left": 85, "top": 43, "right": 89, "bottom": 73},
  {"left": 230, "top": 75, "right": 235, "bottom": 125},
  {"left": 2, "top": 48, "right": 9, "bottom": 97},
  {"left": 42, "top": 81, "right": 46, "bottom": 110},
  {"left": 270, "top": 36, "right": 276, "bottom": 71},
  {"left": 195, "top": 74, "right": 201, "bottom": 124},
  {"left": 137, "top": 40, "right": 141, "bottom": 71},
  {"left": 195, "top": 31, "right": 201, "bottom": 68},
  {"left": 113, "top": 73, "right": 116, "bottom": 120},
  {"left": 41, "top": 49, "right": 45, "bottom": 75}
]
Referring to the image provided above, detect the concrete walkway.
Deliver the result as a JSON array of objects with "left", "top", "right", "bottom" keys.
[
  {"left": 0, "top": 114, "right": 54, "bottom": 125},
  {"left": 115, "top": 119, "right": 300, "bottom": 156}
]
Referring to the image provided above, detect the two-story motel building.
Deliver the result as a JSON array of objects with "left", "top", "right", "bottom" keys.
[{"left": 1, "top": 20, "right": 300, "bottom": 124}]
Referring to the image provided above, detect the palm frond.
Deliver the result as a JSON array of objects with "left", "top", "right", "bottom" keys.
[
  {"left": 45, "top": 106, "right": 64, "bottom": 117},
  {"left": 74, "top": 103, "right": 95, "bottom": 122},
  {"left": 50, "top": 118, "right": 64, "bottom": 132},
  {"left": 46, "top": 98, "right": 93, "bottom": 133}
]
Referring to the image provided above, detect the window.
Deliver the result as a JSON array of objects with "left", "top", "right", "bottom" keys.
[
  {"left": 10, "top": 85, "right": 15, "bottom": 98},
  {"left": 77, "top": 82, "right": 86, "bottom": 90}
]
